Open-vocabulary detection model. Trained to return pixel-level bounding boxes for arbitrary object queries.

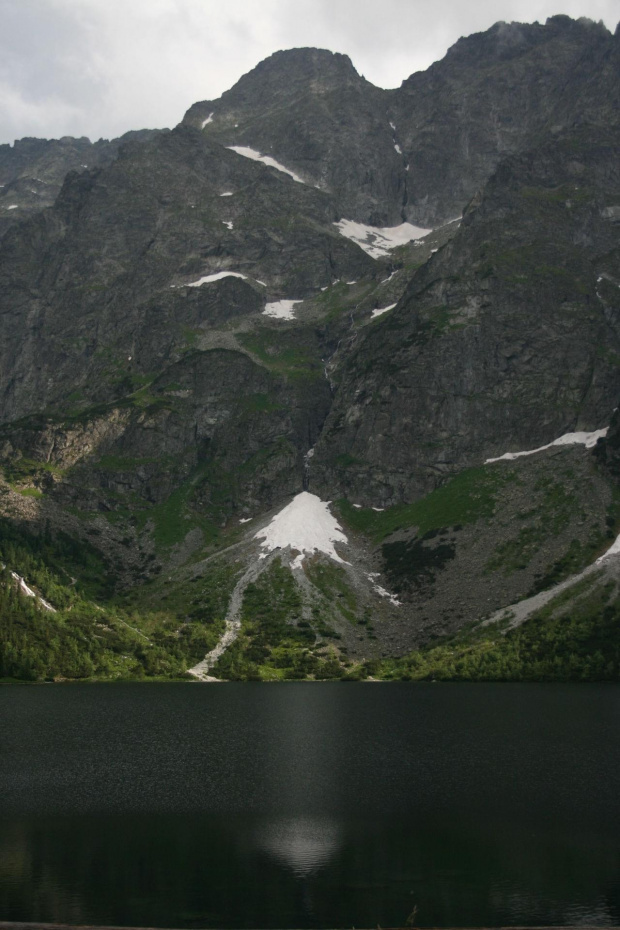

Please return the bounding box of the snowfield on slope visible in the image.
[254,492,348,568]
[334,220,431,259]
[171,271,268,288]
[263,299,302,320]
[1,562,56,612]
[227,146,304,183]
[485,428,608,463]
[597,534,620,562]
[371,303,397,319]
[176,271,248,287]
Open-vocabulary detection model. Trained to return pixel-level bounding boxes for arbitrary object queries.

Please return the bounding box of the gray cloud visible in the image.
[0,0,618,145]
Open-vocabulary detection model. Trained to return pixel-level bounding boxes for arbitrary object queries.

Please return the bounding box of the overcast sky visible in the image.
[0,0,618,145]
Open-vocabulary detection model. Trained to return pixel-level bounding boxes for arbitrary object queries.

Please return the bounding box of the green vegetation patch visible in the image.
[337,465,509,543]
[528,490,620,594]
[212,560,345,681]
[380,574,620,682]
[238,393,283,414]
[142,472,219,551]
[382,531,457,593]
[0,518,114,603]
[483,243,590,293]
[213,559,312,680]
[396,304,463,346]
[519,183,593,209]
[0,519,235,682]
[238,327,323,380]
[305,560,357,623]
[486,477,576,575]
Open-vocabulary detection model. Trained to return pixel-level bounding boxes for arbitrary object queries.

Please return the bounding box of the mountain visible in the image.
[185,16,619,226]
[0,129,163,239]
[1,15,620,683]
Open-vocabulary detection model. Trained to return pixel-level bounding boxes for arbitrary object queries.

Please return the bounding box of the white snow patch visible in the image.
[380,270,399,286]
[7,204,18,210]
[220,191,234,197]
[263,299,302,320]
[256,279,267,287]
[227,146,304,184]
[486,428,609,464]
[389,121,396,131]
[394,143,402,154]
[372,507,385,512]
[366,573,400,606]
[598,273,620,289]
[597,534,620,562]
[371,303,397,319]
[184,271,247,287]
[334,219,431,259]
[239,517,252,524]
[353,504,362,509]
[254,491,348,569]
[8,570,56,612]
[201,112,214,128]
[223,220,234,229]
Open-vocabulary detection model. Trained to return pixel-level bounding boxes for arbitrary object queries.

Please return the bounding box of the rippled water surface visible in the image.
[1,682,620,927]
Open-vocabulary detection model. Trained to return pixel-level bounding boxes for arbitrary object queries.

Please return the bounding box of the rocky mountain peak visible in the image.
[183,45,366,129]
[243,46,360,85]
[423,14,611,74]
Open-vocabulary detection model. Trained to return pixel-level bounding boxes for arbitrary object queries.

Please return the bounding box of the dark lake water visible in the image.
[1,682,620,928]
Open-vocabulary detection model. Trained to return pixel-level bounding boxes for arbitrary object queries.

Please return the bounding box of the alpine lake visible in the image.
[1,681,619,928]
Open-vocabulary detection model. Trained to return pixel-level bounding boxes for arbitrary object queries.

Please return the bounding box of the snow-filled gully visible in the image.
[479,422,620,630]
[254,491,348,569]
[485,428,608,463]
[189,493,349,679]
[1,562,56,612]
[334,219,431,259]
[227,146,305,184]
[188,557,271,681]
[263,299,302,320]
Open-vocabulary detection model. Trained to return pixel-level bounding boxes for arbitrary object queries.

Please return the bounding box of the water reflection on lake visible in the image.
[1,682,619,928]
[256,817,343,875]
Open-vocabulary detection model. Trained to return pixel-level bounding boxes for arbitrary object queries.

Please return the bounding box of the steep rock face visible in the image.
[0,130,163,238]
[185,18,619,227]
[184,48,405,225]
[393,16,618,224]
[0,124,372,424]
[1,347,331,517]
[0,123,372,517]
[313,127,620,505]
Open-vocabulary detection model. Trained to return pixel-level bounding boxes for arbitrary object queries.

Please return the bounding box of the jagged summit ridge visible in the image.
[181,16,620,226]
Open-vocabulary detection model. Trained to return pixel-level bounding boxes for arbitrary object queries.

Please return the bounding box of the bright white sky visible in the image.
[0,0,617,145]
